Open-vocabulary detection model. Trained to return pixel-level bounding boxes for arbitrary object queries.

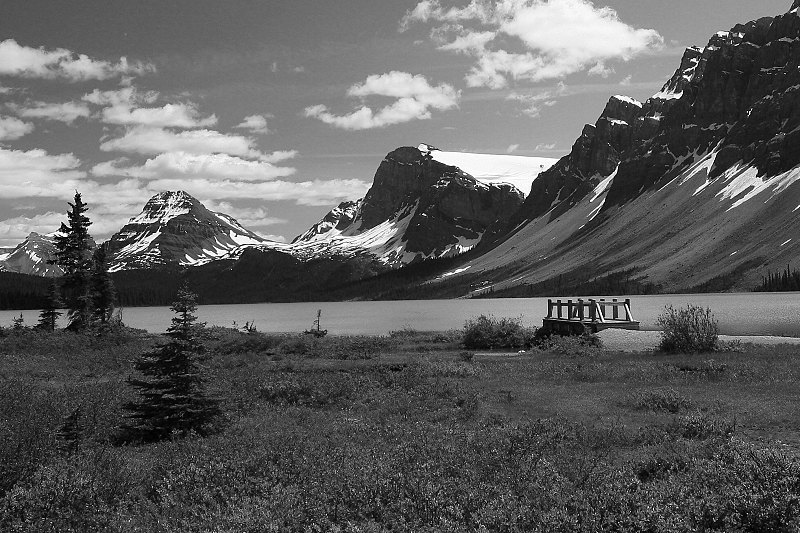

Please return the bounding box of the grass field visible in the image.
[1,326,800,531]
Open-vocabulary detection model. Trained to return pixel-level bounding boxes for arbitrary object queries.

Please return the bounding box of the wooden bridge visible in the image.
[541,298,640,335]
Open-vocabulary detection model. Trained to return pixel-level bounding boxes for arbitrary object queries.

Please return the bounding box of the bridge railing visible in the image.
[546,298,634,323]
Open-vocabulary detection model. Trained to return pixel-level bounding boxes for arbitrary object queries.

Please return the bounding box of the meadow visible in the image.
[1,324,799,532]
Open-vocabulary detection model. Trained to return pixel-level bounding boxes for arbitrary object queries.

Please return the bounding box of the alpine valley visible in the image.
[2,1,800,307]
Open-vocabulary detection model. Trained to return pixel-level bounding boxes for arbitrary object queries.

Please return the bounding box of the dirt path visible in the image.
[597,329,800,352]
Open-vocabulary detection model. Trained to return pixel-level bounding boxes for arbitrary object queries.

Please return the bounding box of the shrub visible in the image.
[536,332,604,356]
[656,304,719,353]
[462,314,536,349]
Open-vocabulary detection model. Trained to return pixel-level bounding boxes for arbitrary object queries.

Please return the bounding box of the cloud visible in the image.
[305,71,460,130]
[403,0,663,88]
[83,87,216,128]
[0,116,34,140]
[92,151,296,181]
[506,143,519,153]
[146,178,371,207]
[505,83,564,117]
[203,200,287,230]
[235,114,270,134]
[12,101,92,124]
[535,142,557,151]
[100,126,266,158]
[0,147,84,197]
[0,39,153,81]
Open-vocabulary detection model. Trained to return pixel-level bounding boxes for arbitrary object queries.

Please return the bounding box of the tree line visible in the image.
[758,264,800,292]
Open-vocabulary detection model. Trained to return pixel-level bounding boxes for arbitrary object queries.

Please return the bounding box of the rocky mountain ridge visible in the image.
[440,0,800,295]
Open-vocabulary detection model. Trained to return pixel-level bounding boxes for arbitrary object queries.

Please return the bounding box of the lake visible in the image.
[1,292,799,337]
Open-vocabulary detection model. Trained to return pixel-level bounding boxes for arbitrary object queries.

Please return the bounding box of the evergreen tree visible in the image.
[90,243,116,326]
[51,192,94,331]
[123,284,220,442]
[37,280,64,332]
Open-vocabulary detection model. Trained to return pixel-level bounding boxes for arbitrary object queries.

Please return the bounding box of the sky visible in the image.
[0,0,790,247]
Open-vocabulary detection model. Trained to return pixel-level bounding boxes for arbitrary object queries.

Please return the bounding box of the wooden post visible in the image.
[567,300,573,320]
[589,299,596,321]
[599,298,606,320]
[624,299,632,321]
[612,298,619,320]
[577,299,584,321]
[557,300,563,319]
[547,299,553,318]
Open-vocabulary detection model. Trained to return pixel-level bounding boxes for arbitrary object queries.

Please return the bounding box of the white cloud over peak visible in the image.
[100,127,262,158]
[92,151,296,181]
[145,177,371,207]
[402,0,663,88]
[235,114,270,134]
[0,116,34,140]
[305,71,460,130]
[12,101,92,124]
[83,87,216,128]
[0,39,153,81]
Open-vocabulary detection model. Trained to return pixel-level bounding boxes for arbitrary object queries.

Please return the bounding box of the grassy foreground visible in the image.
[1,327,800,532]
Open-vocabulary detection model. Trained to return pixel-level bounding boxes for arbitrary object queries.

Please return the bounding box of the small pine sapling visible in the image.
[123,284,221,442]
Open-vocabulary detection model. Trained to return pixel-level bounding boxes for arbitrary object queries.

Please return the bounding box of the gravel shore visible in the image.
[597,329,800,352]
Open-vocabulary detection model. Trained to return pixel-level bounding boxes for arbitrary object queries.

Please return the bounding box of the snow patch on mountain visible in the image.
[419,144,556,195]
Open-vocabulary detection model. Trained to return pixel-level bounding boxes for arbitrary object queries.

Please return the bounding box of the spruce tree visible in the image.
[37,279,64,332]
[123,284,220,442]
[90,243,116,326]
[51,192,94,331]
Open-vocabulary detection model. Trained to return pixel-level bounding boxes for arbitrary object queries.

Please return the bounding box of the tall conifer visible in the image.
[51,192,94,331]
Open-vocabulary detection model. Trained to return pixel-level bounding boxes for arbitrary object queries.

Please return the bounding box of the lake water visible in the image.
[2,293,799,337]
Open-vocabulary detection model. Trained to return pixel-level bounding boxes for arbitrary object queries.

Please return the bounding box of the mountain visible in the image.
[106,190,277,272]
[435,1,800,295]
[0,232,61,277]
[288,144,556,265]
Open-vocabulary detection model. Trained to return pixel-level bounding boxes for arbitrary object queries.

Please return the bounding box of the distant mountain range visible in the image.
[0,145,555,278]
[2,1,799,303]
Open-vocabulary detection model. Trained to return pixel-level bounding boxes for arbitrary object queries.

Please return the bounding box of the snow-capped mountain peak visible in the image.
[107,190,276,271]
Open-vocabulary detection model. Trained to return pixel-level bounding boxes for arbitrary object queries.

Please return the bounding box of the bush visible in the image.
[462,314,536,350]
[656,304,719,353]
[536,332,604,356]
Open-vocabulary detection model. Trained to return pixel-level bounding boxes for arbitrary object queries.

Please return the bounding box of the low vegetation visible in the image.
[656,304,720,353]
[2,307,800,530]
[462,314,536,349]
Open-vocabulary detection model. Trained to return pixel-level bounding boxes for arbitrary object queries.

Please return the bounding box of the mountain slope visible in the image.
[438,1,800,295]
[106,191,278,272]
[0,232,62,277]
[289,144,556,266]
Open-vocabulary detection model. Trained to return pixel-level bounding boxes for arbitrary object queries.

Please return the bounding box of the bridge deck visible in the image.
[542,298,640,335]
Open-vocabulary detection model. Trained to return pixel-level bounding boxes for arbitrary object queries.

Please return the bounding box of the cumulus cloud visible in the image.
[83,87,216,128]
[146,177,371,207]
[0,116,34,140]
[12,101,92,124]
[0,147,84,197]
[402,0,663,88]
[203,200,287,230]
[506,143,519,153]
[304,71,460,130]
[100,127,260,158]
[92,151,296,181]
[0,39,153,81]
[235,114,270,134]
